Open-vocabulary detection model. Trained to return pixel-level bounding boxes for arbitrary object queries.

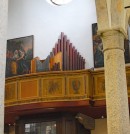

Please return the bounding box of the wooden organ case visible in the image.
[31,32,85,73]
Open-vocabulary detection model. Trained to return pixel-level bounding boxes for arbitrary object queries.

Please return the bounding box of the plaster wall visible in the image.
[8,0,97,68]
[91,119,107,134]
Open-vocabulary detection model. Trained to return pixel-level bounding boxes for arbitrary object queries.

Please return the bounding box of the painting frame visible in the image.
[6,35,34,77]
[92,23,104,68]
[92,23,130,68]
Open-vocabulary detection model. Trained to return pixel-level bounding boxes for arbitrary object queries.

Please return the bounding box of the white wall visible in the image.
[91,119,108,134]
[8,0,97,68]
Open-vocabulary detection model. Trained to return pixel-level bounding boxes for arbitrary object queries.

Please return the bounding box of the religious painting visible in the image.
[46,79,63,96]
[42,77,64,97]
[6,35,34,77]
[92,23,130,68]
[68,76,84,96]
[71,80,81,94]
[92,23,104,68]
[124,39,130,63]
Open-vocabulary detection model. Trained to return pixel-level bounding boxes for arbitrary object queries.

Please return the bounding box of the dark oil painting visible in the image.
[92,23,104,68]
[92,23,130,68]
[6,35,34,77]
[72,80,80,94]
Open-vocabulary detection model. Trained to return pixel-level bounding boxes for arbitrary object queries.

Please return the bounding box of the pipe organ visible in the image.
[31,32,85,73]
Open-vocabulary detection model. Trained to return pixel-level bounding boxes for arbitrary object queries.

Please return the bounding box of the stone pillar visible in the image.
[0,0,8,133]
[95,0,130,133]
[101,29,130,134]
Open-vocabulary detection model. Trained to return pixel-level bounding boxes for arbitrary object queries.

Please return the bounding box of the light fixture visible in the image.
[46,0,72,6]
[101,116,104,119]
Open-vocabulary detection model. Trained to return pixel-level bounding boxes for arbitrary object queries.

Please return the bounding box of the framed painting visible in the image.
[124,39,130,63]
[92,23,104,68]
[6,35,34,77]
[92,23,130,68]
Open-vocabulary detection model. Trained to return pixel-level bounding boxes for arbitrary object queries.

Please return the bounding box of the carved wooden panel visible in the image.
[67,75,85,96]
[93,74,105,99]
[41,77,65,98]
[85,73,91,98]
[5,82,17,102]
[19,79,39,100]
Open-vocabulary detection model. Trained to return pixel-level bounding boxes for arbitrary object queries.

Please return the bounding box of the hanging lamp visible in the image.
[46,0,72,6]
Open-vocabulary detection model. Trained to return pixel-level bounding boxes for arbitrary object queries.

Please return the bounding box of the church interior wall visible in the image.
[91,119,107,134]
[7,0,97,68]
[7,0,130,134]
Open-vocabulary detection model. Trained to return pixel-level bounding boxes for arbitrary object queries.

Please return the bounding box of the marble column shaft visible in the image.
[0,0,8,133]
[102,29,130,134]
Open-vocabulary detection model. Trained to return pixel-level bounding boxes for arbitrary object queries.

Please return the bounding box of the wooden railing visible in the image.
[5,65,130,107]
[5,70,91,106]
[91,65,130,100]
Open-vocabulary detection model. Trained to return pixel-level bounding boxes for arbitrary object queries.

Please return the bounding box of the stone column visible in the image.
[95,0,130,133]
[101,29,130,134]
[0,0,8,133]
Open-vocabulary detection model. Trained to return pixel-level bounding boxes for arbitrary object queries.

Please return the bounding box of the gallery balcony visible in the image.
[5,66,130,124]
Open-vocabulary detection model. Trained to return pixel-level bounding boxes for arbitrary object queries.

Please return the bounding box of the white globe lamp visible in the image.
[46,0,72,6]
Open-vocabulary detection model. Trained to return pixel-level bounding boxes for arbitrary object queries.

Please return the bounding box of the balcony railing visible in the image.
[5,66,130,107]
[5,70,91,106]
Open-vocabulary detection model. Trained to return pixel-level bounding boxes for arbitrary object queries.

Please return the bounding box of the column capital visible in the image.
[98,27,127,39]
[98,28,126,53]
